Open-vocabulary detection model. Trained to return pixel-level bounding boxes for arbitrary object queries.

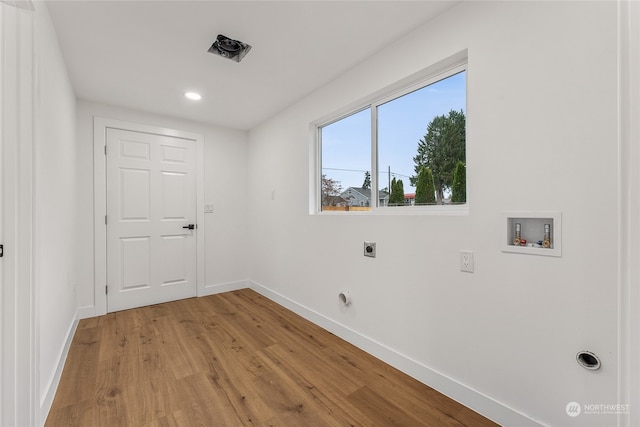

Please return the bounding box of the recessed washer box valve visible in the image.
[364,241,376,258]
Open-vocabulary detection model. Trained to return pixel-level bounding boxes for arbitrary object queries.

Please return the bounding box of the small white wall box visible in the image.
[501,212,562,257]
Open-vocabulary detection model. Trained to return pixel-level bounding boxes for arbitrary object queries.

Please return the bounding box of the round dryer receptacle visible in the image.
[576,351,601,371]
[338,291,351,306]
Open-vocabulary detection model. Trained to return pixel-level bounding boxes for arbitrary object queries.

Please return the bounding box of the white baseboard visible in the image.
[75,281,250,320]
[248,280,544,427]
[77,304,97,320]
[39,311,79,426]
[200,279,250,297]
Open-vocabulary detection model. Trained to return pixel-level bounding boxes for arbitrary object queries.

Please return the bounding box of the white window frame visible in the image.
[310,50,468,216]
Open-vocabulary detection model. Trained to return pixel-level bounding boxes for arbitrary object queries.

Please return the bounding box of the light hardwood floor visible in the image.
[45,289,499,426]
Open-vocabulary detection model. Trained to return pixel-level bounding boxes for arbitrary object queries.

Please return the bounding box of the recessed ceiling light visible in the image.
[184,92,202,101]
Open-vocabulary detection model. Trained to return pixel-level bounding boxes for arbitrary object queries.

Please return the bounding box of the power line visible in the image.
[322,167,369,173]
[323,167,413,184]
[383,171,413,179]
[323,167,412,179]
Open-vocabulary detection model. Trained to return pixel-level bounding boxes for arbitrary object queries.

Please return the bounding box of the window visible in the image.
[316,55,467,213]
[320,108,371,211]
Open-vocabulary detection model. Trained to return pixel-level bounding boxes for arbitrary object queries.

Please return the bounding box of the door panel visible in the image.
[120,168,150,220]
[160,235,187,284]
[161,144,187,163]
[120,237,150,290]
[161,172,188,219]
[107,128,197,312]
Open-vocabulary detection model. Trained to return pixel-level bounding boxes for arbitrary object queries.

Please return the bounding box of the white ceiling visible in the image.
[46,1,458,131]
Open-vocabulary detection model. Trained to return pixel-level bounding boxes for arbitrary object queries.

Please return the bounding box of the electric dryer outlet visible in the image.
[364,242,376,258]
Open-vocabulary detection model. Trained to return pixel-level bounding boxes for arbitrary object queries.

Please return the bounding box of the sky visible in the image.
[321,71,466,195]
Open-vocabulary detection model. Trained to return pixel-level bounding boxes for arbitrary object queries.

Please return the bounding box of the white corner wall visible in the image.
[247,2,622,426]
[74,100,251,316]
[32,1,78,422]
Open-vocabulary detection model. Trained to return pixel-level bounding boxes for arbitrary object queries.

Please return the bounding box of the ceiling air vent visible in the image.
[207,34,251,63]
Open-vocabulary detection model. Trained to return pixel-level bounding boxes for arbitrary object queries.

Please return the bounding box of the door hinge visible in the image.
[104,145,107,155]
[105,215,107,225]
[105,285,108,295]
[0,244,3,258]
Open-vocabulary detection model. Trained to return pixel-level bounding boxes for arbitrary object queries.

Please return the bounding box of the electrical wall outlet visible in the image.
[460,250,474,273]
[364,242,376,258]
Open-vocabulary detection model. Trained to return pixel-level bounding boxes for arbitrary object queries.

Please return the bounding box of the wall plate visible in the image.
[364,241,376,258]
[460,250,474,273]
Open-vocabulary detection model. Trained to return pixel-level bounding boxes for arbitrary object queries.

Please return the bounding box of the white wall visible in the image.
[33,1,79,421]
[75,101,250,314]
[247,2,621,426]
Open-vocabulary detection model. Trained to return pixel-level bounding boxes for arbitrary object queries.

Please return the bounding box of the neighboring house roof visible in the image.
[340,187,390,201]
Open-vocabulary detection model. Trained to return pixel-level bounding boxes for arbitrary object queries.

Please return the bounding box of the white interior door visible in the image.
[106,128,197,312]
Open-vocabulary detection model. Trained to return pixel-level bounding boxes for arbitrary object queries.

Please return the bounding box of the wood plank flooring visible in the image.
[45,289,499,427]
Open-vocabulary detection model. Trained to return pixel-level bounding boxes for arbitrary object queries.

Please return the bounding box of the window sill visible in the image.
[316,204,469,216]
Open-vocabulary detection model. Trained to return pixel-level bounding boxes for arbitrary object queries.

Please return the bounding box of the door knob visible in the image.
[182,224,196,230]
